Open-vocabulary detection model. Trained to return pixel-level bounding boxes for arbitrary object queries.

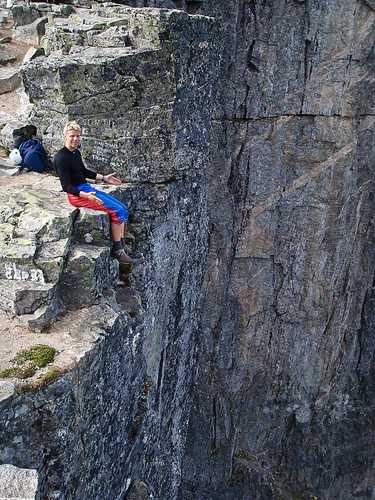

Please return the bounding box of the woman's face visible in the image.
[64,129,81,151]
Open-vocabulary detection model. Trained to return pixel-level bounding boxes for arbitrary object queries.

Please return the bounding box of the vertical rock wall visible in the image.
[1,0,374,499]
[176,0,375,499]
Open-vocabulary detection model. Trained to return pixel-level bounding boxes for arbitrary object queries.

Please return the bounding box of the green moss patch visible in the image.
[39,366,61,387]
[0,345,57,379]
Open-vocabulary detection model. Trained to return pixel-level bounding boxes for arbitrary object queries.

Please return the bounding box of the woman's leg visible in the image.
[67,189,131,264]
[111,221,123,243]
[70,185,129,223]
[110,222,131,263]
[93,189,129,222]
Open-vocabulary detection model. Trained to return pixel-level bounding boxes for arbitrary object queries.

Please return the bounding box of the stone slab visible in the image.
[0,464,38,500]
[0,67,20,94]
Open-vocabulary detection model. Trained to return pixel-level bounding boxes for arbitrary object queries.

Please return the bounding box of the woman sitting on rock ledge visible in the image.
[54,121,131,264]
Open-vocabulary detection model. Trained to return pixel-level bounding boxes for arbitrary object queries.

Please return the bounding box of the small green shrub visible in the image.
[0,345,56,379]
[16,383,32,394]
[13,345,56,366]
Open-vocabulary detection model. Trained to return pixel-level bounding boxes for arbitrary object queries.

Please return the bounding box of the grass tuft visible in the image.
[0,345,56,379]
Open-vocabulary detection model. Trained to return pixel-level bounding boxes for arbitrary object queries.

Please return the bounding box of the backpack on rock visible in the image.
[18,139,52,172]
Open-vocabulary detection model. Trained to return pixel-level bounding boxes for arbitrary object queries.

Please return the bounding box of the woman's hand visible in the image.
[105,172,122,185]
[80,191,103,205]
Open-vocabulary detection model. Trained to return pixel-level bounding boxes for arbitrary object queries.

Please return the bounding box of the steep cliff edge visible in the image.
[0,4,220,499]
[0,1,374,499]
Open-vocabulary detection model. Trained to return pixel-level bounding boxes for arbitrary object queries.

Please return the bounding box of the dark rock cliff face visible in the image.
[179,1,375,499]
[0,1,374,499]
[177,1,375,499]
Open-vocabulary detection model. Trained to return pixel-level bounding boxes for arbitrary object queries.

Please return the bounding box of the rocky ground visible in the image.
[0,169,105,389]
[0,18,34,167]
[0,166,139,390]
[0,307,100,387]
[0,23,138,392]
[0,27,32,117]
[0,23,62,389]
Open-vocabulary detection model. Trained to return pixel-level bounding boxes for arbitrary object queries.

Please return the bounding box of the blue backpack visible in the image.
[18,139,51,172]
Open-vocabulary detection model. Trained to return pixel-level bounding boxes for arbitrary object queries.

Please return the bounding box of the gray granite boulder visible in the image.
[0,464,38,499]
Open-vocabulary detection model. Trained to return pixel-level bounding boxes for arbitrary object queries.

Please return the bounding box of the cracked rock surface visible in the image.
[0,1,374,499]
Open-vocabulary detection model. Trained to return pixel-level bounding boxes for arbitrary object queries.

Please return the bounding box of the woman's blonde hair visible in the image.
[63,121,81,135]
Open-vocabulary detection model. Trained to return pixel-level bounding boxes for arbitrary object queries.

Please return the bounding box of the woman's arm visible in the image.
[79,190,104,205]
[95,172,122,185]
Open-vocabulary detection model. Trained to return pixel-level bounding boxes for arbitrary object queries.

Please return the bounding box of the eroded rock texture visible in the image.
[0,1,374,499]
